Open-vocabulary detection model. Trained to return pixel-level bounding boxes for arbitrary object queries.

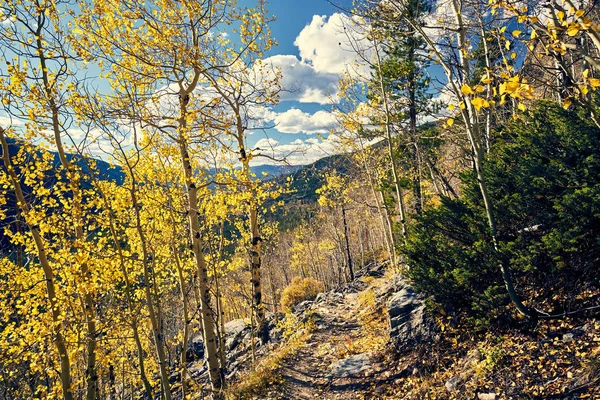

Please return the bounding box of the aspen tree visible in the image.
[0,127,73,399]
[0,1,102,396]
[366,0,534,316]
[199,2,281,344]
[75,1,275,395]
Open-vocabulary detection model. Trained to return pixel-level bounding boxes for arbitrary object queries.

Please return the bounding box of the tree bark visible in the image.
[1,128,73,400]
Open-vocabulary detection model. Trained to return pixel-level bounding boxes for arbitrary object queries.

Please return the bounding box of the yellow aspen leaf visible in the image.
[557,11,565,22]
[481,76,492,84]
[505,40,511,50]
[531,30,537,39]
[461,84,474,95]
[471,97,489,111]
[583,69,589,78]
[500,26,507,33]
[447,118,454,127]
[517,102,527,111]
[567,24,580,36]
[448,103,455,111]
[512,30,522,37]
[474,85,485,93]
[580,85,589,96]
[563,99,572,109]
[575,10,584,17]
[589,78,600,87]
[459,102,466,110]
[511,52,517,59]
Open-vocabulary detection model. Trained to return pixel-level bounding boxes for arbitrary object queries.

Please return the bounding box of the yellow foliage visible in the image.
[280,277,324,312]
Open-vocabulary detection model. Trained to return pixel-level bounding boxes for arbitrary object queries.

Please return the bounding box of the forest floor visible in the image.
[228,271,600,400]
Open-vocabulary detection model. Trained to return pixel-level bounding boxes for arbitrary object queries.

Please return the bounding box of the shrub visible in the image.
[280,277,324,312]
[404,100,600,325]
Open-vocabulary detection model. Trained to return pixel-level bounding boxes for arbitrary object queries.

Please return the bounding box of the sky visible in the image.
[236,0,361,166]
[0,0,364,167]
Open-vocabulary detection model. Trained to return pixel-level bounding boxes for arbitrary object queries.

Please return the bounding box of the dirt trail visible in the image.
[268,291,392,400]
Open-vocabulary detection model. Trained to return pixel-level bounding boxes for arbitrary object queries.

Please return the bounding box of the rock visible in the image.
[387,285,438,350]
[293,300,314,315]
[315,292,326,304]
[186,334,205,362]
[221,319,250,352]
[563,327,586,343]
[329,352,372,378]
[562,332,575,342]
[376,274,407,301]
[478,394,497,400]
[462,349,482,367]
[445,376,459,392]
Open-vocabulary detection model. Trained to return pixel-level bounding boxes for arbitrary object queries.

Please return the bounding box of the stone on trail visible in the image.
[387,285,438,350]
[328,352,372,378]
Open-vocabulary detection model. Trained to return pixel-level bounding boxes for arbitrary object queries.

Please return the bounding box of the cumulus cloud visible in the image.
[262,55,338,104]
[251,133,343,166]
[294,13,371,75]
[0,115,24,127]
[273,108,337,134]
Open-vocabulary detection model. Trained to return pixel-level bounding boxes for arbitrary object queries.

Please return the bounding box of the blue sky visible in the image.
[235,0,361,166]
[0,0,361,166]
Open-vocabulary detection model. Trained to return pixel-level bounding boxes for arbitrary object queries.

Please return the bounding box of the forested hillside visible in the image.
[0,0,599,399]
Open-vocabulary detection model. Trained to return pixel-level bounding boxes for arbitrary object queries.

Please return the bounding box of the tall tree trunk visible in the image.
[450,0,531,317]
[1,128,73,400]
[374,39,408,244]
[130,186,173,400]
[177,137,223,398]
[36,31,98,399]
[341,206,354,281]
[97,185,153,399]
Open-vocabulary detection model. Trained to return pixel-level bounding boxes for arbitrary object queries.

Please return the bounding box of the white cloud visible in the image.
[254,137,279,149]
[262,55,338,104]
[0,115,24,127]
[294,13,371,75]
[273,108,337,134]
[251,133,343,166]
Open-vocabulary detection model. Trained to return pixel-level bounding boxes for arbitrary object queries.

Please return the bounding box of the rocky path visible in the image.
[268,291,391,400]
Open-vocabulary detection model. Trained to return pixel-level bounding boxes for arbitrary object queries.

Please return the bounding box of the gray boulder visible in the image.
[186,334,205,362]
[388,285,438,350]
[328,352,372,378]
[293,300,314,315]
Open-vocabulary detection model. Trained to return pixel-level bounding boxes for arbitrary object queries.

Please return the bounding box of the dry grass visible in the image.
[279,277,324,312]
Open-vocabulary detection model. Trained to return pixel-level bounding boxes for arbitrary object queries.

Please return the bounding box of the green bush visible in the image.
[404,101,600,324]
[280,277,324,312]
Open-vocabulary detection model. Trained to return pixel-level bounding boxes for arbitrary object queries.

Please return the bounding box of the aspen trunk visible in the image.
[170,239,190,399]
[36,33,99,399]
[341,206,354,281]
[374,39,408,244]
[178,138,223,398]
[1,129,73,400]
[97,181,153,398]
[450,0,531,317]
[130,186,173,400]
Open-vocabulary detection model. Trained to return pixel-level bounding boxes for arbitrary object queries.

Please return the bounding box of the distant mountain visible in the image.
[0,138,124,255]
[268,153,355,231]
[250,164,302,179]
